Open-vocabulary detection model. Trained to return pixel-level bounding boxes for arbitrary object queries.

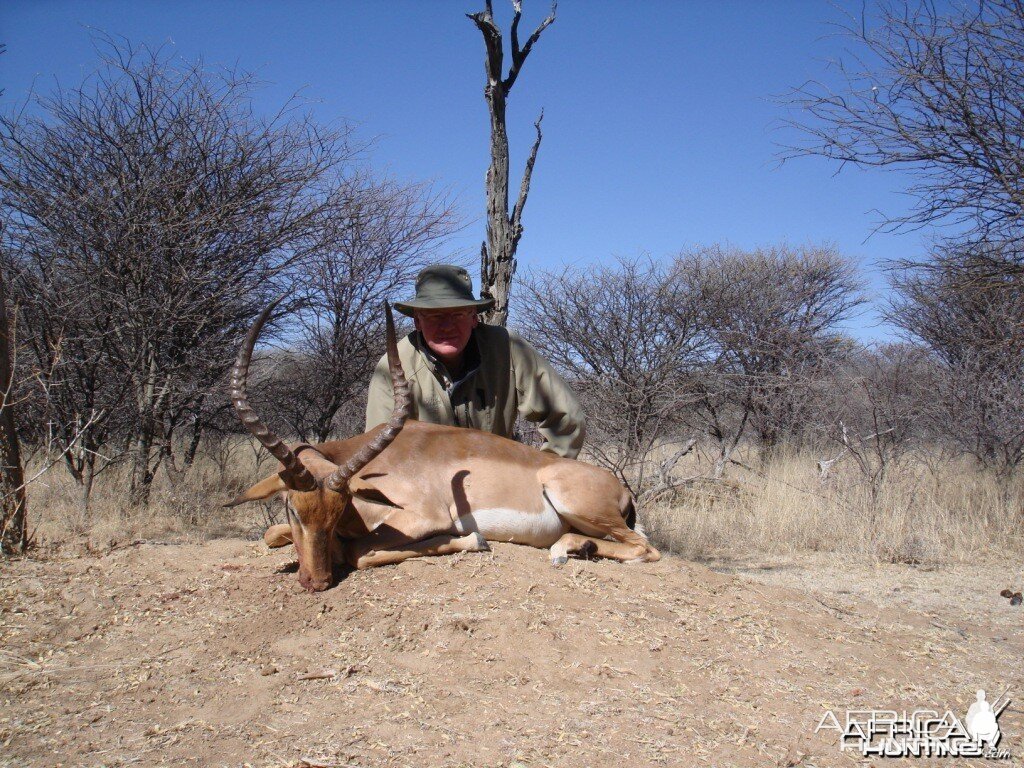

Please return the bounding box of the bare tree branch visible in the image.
[0,37,373,508]
[505,1,557,93]
[468,0,556,326]
[510,110,543,250]
[784,0,1024,246]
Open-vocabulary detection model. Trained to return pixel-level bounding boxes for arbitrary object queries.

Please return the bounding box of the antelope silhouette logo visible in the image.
[965,689,1010,747]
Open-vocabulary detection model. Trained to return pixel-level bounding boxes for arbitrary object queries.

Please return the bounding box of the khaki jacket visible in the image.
[365,324,585,459]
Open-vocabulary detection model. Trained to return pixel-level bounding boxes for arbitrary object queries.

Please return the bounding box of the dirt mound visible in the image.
[1,541,1021,767]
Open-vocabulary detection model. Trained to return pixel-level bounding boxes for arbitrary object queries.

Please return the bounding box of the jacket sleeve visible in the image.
[364,351,395,431]
[510,334,586,459]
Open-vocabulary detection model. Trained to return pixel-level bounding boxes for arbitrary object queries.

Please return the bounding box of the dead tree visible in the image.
[468,0,556,326]
[0,260,26,554]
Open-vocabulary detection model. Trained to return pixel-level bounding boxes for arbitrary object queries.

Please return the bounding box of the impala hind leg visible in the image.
[550,531,656,565]
[549,533,597,565]
[347,533,490,570]
[539,465,661,565]
[559,512,661,564]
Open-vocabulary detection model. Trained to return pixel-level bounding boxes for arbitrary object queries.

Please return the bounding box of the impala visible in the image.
[226,300,660,592]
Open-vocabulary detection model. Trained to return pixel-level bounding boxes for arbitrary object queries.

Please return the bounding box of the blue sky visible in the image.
[1,1,930,341]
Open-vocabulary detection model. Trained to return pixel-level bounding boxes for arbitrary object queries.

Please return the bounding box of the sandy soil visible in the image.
[1,540,1022,767]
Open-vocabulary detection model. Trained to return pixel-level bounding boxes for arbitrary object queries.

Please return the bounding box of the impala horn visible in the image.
[324,301,412,493]
[230,297,318,492]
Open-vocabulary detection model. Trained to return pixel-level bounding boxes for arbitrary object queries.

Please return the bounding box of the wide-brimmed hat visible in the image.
[393,264,495,317]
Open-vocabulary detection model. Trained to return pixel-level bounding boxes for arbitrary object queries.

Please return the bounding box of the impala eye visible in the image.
[286,502,301,525]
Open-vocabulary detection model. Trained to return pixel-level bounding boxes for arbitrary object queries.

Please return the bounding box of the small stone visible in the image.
[260,665,278,676]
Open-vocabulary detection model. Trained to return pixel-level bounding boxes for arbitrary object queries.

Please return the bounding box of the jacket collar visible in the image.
[412,328,483,390]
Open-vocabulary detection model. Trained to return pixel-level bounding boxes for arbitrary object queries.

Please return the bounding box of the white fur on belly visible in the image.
[454,504,568,547]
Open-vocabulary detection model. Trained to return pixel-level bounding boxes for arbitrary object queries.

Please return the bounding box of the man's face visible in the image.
[413,307,479,364]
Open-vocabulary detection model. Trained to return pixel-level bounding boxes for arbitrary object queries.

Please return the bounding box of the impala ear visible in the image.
[224,474,288,507]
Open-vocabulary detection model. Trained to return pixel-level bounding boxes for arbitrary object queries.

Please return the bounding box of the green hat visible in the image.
[393,264,495,317]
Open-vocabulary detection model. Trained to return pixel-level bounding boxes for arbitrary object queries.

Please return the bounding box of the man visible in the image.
[365,264,585,459]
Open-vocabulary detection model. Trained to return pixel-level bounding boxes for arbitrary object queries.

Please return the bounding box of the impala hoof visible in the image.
[551,555,568,566]
[472,532,490,552]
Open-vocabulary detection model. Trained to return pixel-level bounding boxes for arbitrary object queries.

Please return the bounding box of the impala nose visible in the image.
[299,572,332,592]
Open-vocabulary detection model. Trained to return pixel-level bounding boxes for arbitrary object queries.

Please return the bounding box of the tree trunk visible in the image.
[130,344,158,506]
[80,459,96,521]
[0,263,27,554]
[182,418,203,471]
[131,428,154,505]
[468,1,555,327]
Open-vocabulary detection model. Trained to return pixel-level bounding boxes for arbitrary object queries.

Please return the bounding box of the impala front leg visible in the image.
[350,533,490,569]
[344,507,460,569]
[264,523,293,548]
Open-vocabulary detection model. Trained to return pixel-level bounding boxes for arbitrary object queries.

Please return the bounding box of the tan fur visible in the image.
[348,532,490,570]
[237,421,659,589]
[264,524,292,548]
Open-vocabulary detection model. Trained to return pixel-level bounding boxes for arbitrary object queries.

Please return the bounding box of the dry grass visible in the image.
[644,448,1024,564]
[22,440,1024,564]
[25,444,279,553]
